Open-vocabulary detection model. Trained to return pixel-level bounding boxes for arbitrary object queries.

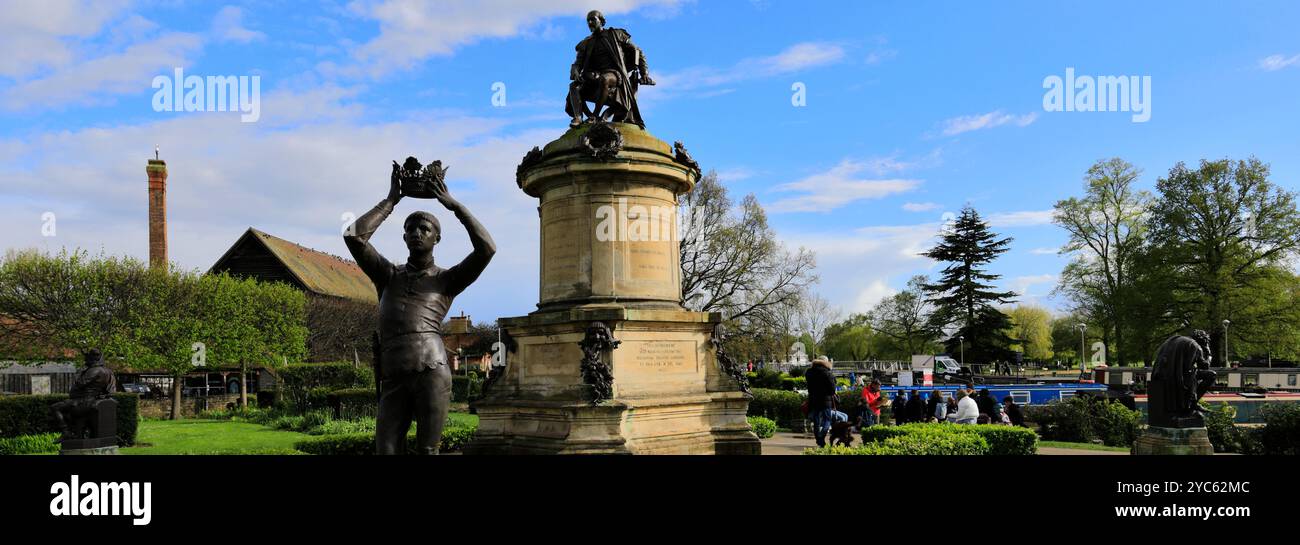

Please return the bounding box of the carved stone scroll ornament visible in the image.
[578,321,620,403]
[711,325,750,395]
[582,121,624,160]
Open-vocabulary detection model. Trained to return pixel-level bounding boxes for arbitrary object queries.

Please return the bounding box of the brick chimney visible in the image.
[146,157,168,269]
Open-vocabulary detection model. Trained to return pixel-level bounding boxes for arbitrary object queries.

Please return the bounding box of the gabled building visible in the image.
[209,228,376,303]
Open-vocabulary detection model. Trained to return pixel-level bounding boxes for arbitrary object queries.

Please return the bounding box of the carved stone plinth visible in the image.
[1131,426,1214,455]
[468,124,757,454]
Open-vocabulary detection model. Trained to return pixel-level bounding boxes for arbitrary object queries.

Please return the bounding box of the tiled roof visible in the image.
[221,228,377,303]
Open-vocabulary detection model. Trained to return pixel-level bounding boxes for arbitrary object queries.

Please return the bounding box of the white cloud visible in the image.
[854,280,897,311]
[770,160,919,213]
[988,209,1054,227]
[715,168,756,183]
[648,41,845,96]
[1029,247,1059,255]
[0,90,562,321]
[2,32,203,110]
[212,6,266,43]
[0,0,133,78]
[864,48,897,65]
[1258,53,1300,72]
[338,0,684,77]
[903,202,941,212]
[1009,274,1057,297]
[939,110,1038,137]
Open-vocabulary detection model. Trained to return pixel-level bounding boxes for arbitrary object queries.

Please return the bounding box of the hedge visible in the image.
[279,363,374,413]
[328,388,377,420]
[1258,403,1300,455]
[806,431,989,455]
[0,432,59,455]
[859,423,1037,455]
[452,375,482,403]
[1026,396,1139,447]
[747,388,804,429]
[747,416,776,439]
[0,393,139,447]
[294,424,476,454]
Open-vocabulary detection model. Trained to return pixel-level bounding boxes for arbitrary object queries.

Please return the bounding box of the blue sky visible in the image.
[2,0,1299,323]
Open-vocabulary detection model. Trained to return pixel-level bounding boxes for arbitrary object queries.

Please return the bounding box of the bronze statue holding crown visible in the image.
[566,10,655,128]
[344,157,496,454]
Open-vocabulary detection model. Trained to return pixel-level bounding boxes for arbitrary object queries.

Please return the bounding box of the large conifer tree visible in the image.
[921,206,1018,364]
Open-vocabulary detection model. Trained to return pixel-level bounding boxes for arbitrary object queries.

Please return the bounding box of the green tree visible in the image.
[1006,305,1054,361]
[921,206,1018,364]
[1146,157,1300,365]
[870,275,937,357]
[1053,158,1150,366]
[822,314,872,361]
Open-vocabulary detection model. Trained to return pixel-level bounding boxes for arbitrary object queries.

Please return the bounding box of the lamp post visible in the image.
[1222,319,1231,368]
[958,335,964,365]
[1077,323,1088,376]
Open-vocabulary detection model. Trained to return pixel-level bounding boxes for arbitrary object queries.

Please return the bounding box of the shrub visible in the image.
[1258,403,1300,455]
[1201,402,1246,453]
[1028,396,1139,447]
[787,366,807,378]
[294,424,476,454]
[779,376,807,391]
[747,369,784,390]
[279,363,374,413]
[328,388,377,420]
[307,418,376,436]
[0,393,139,447]
[452,375,482,402]
[860,423,1037,455]
[747,416,776,439]
[805,430,989,455]
[747,388,804,429]
[0,433,60,455]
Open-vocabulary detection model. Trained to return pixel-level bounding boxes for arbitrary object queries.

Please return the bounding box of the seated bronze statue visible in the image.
[1148,330,1217,428]
[50,349,118,447]
[565,10,655,128]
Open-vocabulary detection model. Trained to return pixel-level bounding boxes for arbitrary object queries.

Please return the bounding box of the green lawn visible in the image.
[1038,440,1130,452]
[124,420,308,455]
[122,413,479,455]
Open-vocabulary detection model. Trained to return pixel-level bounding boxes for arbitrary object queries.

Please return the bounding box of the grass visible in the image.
[1038,440,1130,452]
[120,412,479,455]
[123,419,308,455]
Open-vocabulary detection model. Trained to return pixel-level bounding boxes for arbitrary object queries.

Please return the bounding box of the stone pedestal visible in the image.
[1131,426,1214,455]
[466,123,759,455]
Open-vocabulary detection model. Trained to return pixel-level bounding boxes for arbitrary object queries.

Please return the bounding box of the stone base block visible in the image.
[1131,426,1214,455]
[465,307,760,455]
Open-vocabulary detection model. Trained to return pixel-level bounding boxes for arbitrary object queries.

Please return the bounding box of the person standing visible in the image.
[891,391,907,426]
[805,356,839,447]
[905,389,925,423]
[976,389,996,421]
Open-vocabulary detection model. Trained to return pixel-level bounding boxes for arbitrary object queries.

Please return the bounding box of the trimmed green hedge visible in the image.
[747,388,804,429]
[0,393,139,447]
[1259,403,1300,455]
[747,416,776,439]
[452,375,482,402]
[280,363,374,413]
[328,388,376,420]
[294,424,476,454]
[806,430,989,455]
[859,423,1037,455]
[1026,396,1138,447]
[0,432,59,455]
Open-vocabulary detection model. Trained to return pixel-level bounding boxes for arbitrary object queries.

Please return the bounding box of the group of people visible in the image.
[882,384,1025,428]
[803,356,1027,448]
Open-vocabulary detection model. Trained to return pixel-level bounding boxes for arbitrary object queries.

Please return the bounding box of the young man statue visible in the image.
[344,162,496,454]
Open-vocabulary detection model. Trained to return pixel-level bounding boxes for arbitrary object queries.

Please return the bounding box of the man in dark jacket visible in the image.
[905,389,925,423]
[976,389,997,421]
[891,391,907,426]
[805,357,839,447]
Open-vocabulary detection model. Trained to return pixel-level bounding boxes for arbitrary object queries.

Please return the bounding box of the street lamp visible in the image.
[958,335,964,365]
[1077,323,1088,375]
[1222,319,1231,368]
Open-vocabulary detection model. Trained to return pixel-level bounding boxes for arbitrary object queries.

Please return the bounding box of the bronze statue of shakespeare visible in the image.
[566,10,655,128]
[1148,330,1217,428]
[345,159,496,454]
[50,349,117,444]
